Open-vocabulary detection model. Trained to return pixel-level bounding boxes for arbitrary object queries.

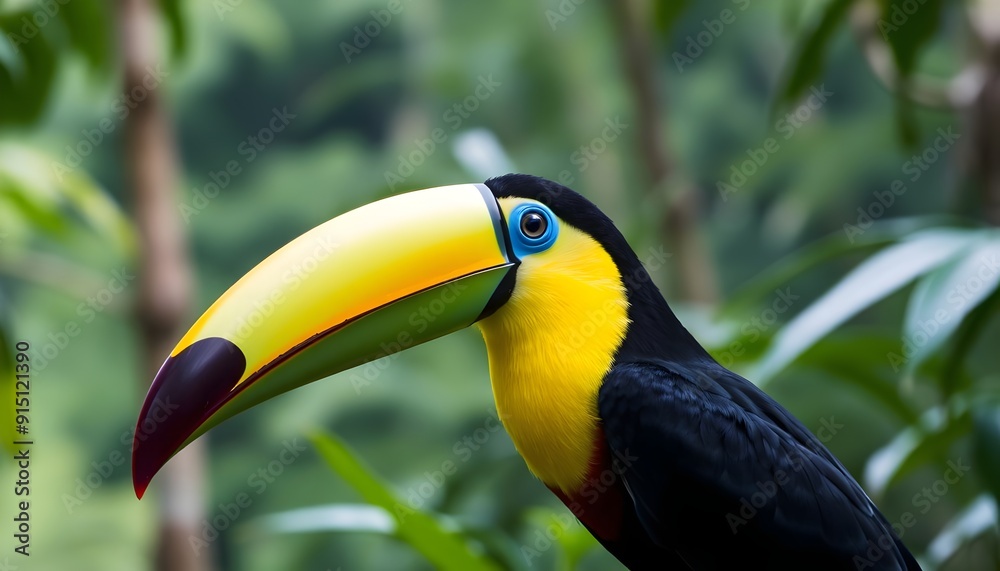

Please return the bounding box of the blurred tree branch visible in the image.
[607,0,719,304]
[969,0,1000,226]
[119,0,213,569]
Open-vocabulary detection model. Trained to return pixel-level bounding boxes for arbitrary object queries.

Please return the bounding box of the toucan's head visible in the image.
[132,174,699,497]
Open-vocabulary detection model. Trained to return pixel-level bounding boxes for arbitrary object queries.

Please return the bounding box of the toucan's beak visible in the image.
[132,184,515,498]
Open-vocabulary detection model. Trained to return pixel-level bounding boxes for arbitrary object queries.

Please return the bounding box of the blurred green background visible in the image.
[2,0,999,569]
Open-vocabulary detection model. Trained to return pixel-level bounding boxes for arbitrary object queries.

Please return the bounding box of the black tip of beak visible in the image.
[132,337,246,498]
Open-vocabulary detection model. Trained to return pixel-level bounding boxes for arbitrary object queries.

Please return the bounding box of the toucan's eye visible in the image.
[520,211,547,239]
[507,202,558,257]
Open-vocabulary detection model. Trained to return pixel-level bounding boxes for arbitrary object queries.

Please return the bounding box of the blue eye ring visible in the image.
[508,203,558,258]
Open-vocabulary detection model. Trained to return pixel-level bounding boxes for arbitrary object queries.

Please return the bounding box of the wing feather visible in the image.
[598,360,918,570]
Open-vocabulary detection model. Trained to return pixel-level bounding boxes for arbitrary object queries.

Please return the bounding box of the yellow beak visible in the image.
[132,183,516,497]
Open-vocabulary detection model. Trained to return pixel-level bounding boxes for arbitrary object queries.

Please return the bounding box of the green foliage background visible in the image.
[1,0,998,569]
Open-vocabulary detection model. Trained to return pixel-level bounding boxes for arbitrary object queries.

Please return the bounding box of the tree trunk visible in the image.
[119,0,213,569]
[972,46,1000,227]
[608,0,719,304]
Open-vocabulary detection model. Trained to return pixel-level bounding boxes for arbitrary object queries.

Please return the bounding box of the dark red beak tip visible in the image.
[131,337,246,497]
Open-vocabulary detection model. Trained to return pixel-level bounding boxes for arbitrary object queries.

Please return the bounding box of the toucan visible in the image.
[132,174,920,570]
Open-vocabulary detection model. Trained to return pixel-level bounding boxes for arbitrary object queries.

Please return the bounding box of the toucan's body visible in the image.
[133,174,920,570]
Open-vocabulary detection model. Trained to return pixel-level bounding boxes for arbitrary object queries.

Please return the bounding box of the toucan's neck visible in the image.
[616,271,713,365]
[476,225,630,494]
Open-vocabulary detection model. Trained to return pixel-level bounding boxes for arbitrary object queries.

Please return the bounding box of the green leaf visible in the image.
[0,320,17,456]
[718,216,949,319]
[653,0,690,33]
[938,285,1000,398]
[158,0,187,58]
[0,177,71,238]
[925,494,997,567]
[781,0,808,34]
[58,0,113,73]
[0,59,15,121]
[256,503,396,535]
[879,0,944,77]
[972,405,1000,505]
[524,508,598,571]
[893,92,920,149]
[60,168,138,258]
[752,228,978,383]
[553,519,599,571]
[774,0,855,109]
[865,404,971,495]
[0,144,136,257]
[903,232,1000,376]
[0,12,57,125]
[257,499,536,571]
[797,334,920,424]
[879,0,945,146]
[309,430,500,571]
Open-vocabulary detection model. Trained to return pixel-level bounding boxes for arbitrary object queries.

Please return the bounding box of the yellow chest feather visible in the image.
[476,221,629,493]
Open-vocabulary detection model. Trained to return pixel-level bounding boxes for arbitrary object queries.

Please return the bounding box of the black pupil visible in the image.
[521,212,546,238]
